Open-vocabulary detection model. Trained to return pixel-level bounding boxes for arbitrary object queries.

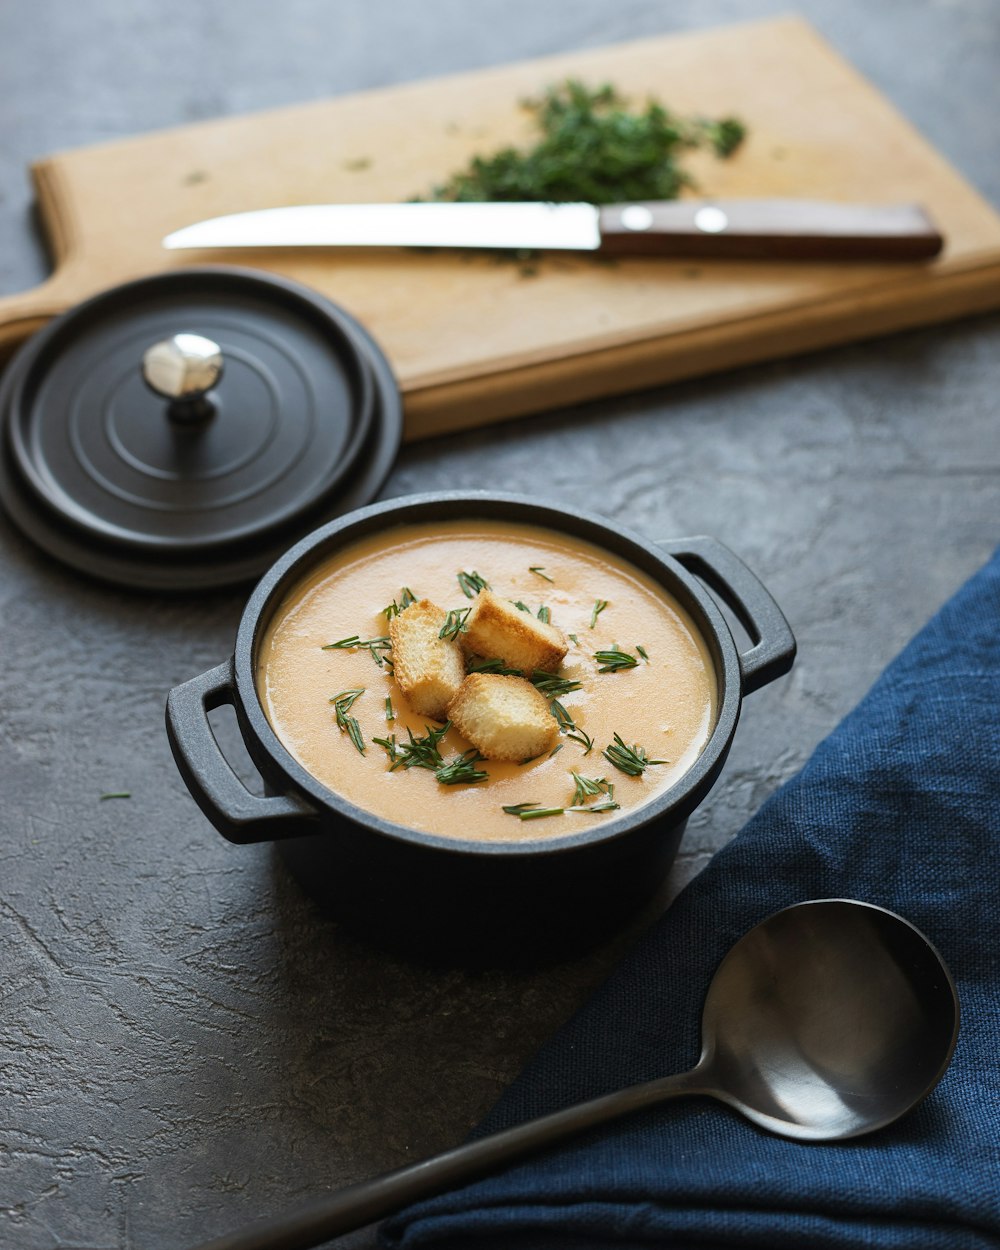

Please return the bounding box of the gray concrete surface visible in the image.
[0,2,998,1248]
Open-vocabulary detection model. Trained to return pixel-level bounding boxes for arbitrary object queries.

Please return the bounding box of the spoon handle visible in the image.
[188,1069,706,1250]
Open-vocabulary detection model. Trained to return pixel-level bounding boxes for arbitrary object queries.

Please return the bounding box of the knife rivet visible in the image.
[694,206,729,234]
[620,205,654,232]
[142,333,223,422]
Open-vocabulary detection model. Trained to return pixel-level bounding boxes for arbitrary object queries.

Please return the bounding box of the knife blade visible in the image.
[162,200,943,262]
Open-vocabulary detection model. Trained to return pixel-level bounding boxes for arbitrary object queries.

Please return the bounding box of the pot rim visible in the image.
[232,490,743,859]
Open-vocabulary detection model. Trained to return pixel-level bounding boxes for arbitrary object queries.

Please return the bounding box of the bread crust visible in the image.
[459,589,568,675]
[389,599,466,719]
[447,673,558,762]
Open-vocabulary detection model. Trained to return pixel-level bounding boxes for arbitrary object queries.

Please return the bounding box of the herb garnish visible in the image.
[570,772,615,805]
[529,567,554,582]
[322,635,393,668]
[435,749,488,786]
[549,698,576,730]
[373,722,450,771]
[536,605,551,624]
[531,670,583,698]
[511,600,531,613]
[382,587,417,620]
[636,645,649,662]
[565,726,594,754]
[419,80,745,208]
[329,688,366,755]
[590,600,608,629]
[439,607,472,641]
[385,696,395,722]
[603,733,667,776]
[467,656,523,676]
[568,633,579,645]
[594,644,639,672]
[458,570,491,598]
[100,792,131,800]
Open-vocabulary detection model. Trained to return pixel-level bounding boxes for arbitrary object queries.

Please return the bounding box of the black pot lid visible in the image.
[0,267,402,590]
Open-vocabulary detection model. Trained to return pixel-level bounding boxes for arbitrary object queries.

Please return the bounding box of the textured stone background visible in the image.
[0,2,998,1248]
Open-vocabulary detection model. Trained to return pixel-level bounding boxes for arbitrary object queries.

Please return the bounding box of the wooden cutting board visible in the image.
[4,15,1000,441]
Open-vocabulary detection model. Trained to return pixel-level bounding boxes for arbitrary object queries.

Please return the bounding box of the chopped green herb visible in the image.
[329,688,367,755]
[536,605,551,624]
[518,806,567,821]
[529,567,554,582]
[590,600,608,629]
[385,695,395,722]
[457,570,491,598]
[417,80,746,210]
[549,742,564,758]
[568,633,579,646]
[570,772,614,804]
[594,645,639,672]
[100,791,131,800]
[636,644,649,662]
[531,669,583,698]
[549,698,576,730]
[566,799,620,813]
[375,722,450,771]
[603,732,667,776]
[565,726,594,754]
[467,656,523,676]
[382,587,417,620]
[503,802,543,815]
[435,748,489,786]
[439,607,472,641]
[322,635,393,668]
[511,600,531,613]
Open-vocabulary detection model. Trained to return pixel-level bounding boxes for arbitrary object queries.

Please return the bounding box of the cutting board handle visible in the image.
[0,276,79,367]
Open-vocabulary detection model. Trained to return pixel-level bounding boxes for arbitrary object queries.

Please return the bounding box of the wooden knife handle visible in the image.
[597,200,944,262]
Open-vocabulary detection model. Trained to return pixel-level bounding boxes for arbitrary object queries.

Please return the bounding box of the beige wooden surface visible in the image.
[3,14,1000,440]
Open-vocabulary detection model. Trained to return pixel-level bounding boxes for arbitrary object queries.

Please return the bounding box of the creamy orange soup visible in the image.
[255,520,717,842]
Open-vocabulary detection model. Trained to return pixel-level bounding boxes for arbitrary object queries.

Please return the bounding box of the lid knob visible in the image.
[142,333,223,421]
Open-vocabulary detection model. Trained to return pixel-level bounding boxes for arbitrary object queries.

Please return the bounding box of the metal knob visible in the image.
[142,333,223,421]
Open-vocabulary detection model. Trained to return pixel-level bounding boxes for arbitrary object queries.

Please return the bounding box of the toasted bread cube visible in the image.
[389,599,466,719]
[459,589,568,675]
[448,674,558,762]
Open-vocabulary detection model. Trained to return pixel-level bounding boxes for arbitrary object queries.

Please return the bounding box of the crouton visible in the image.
[389,599,466,719]
[447,674,558,762]
[459,589,568,675]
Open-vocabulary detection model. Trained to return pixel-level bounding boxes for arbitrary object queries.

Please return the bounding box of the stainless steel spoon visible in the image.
[190,899,959,1250]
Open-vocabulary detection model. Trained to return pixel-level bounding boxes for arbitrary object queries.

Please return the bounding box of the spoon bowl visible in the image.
[697,899,960,1139]
[191,900,959,1250]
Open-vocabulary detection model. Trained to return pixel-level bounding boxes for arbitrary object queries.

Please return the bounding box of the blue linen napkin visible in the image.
[383,546,1000,1250]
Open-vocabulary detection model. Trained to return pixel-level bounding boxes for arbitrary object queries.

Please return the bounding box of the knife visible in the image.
[162,200,943,262]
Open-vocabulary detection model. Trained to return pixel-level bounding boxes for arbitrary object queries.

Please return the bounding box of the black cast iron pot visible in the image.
[166,492,795,960]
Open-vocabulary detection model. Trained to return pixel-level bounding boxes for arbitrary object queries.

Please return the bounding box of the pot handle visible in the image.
[165,661,319,845]
[658,536,796,695]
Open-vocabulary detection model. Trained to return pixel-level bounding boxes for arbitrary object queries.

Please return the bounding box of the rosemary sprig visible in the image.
[457,570,491,598]
[329,688,366,754]
[374,722,451,771]
[570,772,614,805]
[566,799,620,813]
[564,726,594,754]
[502,802,542,815]
[385,695,395,722]
[511,600,531,613]
[590,600,608,629]
[594,644,639,673]
[568,633,579,646]
[382,587,417,620]
[549,743,564,758]
[636,645,649,662]
[603,733,667,776]
[467,656,523,676]
[531,669,583,698]
[549,698,576,730]
[513,806,567,821]
[529,567,554,582]
[100,791,131,800]
[439,607,472,641]
[322,635,393,668]
[503,798,619,820]
[435,749,488,786]
[536,605,551,624]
